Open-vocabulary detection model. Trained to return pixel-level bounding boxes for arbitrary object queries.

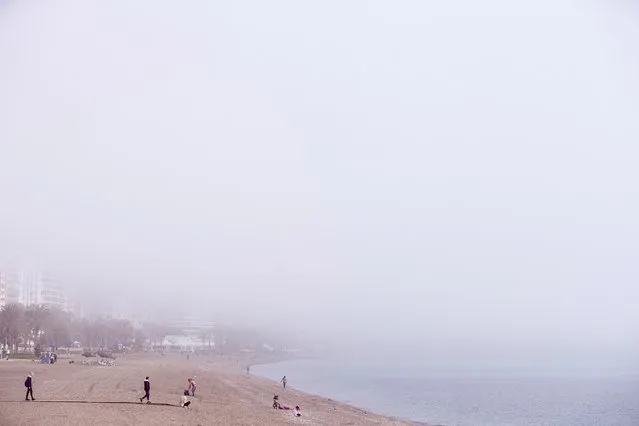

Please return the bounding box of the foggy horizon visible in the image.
[1,0,638,374]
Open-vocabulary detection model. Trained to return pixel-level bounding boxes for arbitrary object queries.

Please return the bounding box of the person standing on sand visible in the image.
[280,376,288,389]
[24,372,35,401]
[246,365,250,374]
[188,378,196,396]
[139,376,151,403]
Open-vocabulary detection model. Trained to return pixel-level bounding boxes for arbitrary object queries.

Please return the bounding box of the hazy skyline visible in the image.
[1,1,638,372]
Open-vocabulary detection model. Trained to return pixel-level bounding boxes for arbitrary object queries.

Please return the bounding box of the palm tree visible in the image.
[25,304,50,350]
[80,318,102,349]
[0,303,26,352]
[41,309,72,350]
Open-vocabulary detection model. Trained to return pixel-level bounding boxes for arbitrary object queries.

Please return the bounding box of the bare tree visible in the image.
[143,322,171,350]
[0,306,170,356]
[200,328,214,351]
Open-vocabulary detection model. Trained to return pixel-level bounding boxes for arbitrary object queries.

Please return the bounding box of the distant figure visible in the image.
[280,376,288,389]
[188,378,196,396]
[186,353,190,361]
[24,372,35,401]
[272,394,290,410]
[139,376,151,403]
[294,405,302,417]
[246,365,250,374]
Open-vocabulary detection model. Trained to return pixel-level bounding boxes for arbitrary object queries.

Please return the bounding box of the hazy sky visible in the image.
[1,1,638,369]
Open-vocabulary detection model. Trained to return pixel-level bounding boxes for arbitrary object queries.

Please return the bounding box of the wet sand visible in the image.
[0,353,423,425]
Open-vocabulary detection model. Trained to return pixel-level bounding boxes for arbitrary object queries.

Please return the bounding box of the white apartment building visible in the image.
[39,276,68,311]
[0,271,6,309]
[2,269,69,311]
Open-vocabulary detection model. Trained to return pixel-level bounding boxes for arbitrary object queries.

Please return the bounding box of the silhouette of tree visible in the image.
[41,309,73,350]
[200,328,214,350]
[25,304,50,348]
[0,303,26,352]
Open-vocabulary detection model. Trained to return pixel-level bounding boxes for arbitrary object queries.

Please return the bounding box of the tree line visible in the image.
[0,303,171,354]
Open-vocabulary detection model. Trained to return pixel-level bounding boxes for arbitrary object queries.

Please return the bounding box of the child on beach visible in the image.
[294,406,302,417]
[180,391,191,408]
[139,376,151,403]
[188,378,196,396]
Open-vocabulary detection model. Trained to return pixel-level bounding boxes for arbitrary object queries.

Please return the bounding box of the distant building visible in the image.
[39,275,68,311]
[2,269,69,311]
[69,299,85,319]
[161,335,206,352]
[4,269,39,306]
[169,316,216,337]
[0,271,6,309]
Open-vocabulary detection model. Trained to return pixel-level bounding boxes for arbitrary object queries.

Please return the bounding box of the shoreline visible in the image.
[242,354,433,426]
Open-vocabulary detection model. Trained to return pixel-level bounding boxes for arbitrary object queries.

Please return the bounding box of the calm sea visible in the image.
[253,358,639,426]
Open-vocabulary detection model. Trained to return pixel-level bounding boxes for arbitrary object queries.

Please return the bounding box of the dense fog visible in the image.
[1,0,638,375]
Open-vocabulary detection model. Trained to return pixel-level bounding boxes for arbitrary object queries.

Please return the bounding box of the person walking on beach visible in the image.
[246,365,250,374]
[139,376,151,403]
[188,378,196,396]
[280,375,288,389]
[24,372,35,401]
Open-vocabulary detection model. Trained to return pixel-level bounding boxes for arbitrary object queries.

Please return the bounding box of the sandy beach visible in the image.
[0,353,422,426]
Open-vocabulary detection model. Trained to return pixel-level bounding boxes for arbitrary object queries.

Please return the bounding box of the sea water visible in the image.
[253,358,639,426]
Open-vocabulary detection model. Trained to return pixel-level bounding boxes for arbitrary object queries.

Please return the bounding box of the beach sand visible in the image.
[0,353,422,426]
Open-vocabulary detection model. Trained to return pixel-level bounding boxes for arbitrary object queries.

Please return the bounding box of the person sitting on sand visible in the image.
[294,406,301,417]
[272,394,280,409]
[272,394,291,410]
[180,391,191,408]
